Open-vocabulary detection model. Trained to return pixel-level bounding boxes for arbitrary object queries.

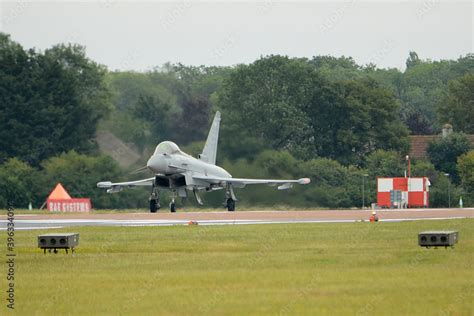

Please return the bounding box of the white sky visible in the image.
[0,1,472,71]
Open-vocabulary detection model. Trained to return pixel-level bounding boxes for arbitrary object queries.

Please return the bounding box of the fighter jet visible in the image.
[97,111,310,212]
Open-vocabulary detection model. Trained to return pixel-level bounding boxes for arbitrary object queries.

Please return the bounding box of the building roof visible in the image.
[409,135,474,160]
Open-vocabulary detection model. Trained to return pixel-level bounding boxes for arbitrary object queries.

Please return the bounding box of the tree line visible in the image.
[0,32,472,209]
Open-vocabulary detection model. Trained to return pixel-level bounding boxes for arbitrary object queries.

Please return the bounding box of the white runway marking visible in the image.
[0,216,469,230]
[1,226,65,231]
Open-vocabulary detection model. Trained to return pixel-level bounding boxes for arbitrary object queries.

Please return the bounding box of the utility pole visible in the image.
[362,174,368,209]
[444,173,451,208]
[405,155,411,178]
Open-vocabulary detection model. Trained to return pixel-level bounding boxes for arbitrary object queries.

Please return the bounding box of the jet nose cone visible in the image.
[146,156,154,169]
[147,154,167,174]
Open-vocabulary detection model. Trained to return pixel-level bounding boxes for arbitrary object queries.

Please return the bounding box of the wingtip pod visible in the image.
[278,183,293,190]
[298,178,311,185]
[97,182,124,193]
[107,186,123,193]
[97,181,112,189]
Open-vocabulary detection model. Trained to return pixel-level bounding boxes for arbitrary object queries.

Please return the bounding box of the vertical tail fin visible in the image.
[199,111,221,165]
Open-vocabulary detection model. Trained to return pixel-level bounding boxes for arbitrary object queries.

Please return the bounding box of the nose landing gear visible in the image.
[150,199,160,213]
[169,191,177,213]
[149,186,178,213]
[226,198,235,212]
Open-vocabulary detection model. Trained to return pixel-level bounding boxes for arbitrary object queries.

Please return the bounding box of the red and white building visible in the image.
[377,177,430,208]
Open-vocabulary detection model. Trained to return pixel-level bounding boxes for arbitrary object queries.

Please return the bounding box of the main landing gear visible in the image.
[226,198,235,212]
[168,189,178,213]
[225,184,236,212]
[150,199,160,213]
[149,185,178,213]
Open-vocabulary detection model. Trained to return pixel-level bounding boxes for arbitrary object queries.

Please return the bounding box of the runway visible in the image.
[0,208,472,230]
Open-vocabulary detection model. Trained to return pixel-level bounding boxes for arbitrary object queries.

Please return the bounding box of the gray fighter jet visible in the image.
[97,111,310,212]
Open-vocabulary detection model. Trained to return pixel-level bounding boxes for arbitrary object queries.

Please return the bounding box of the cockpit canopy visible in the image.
[154,141,181,155]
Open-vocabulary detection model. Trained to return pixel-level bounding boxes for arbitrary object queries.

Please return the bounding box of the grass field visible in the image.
[2,219,473,315]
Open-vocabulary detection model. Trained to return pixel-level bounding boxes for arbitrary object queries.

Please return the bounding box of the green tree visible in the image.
[0,158,39,208]
[427,132,471,181]
[366,150,405,178]
[99,110,150,151]
[105,64,230,153]
[104,71,179,150]
[411,160,438,181]
[108,71,178,111]
[300,157,362,208]
[173,95,212,144]
[0,33,112,165]
[312,78,409,165]
[437,74,474,133]
[216,151,364,208]
[309,55,363,82]
[366,68,404,99]
[157,63,233,99]
[410,160,451,206]
[218,56,317,160]
[134,94,172,141]
[457,150,474,205]
[40,151,146,209]
[218,55,408,164]
[255,150,299,179]
[402,107,434,135]
[405,51,421,69]
[399,54,473,132]
[429,173,460,208]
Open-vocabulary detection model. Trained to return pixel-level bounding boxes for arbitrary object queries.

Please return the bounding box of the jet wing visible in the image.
[192,176,310,190]
[97,177,155,193]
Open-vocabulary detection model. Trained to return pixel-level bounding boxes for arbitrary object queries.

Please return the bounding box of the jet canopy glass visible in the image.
[154,141,181,155]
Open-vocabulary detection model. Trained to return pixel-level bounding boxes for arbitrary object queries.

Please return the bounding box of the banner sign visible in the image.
[47,199,91,212]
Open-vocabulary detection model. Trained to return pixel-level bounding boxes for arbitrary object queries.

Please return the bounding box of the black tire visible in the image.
[150,199,158,213]
[170,203,176,213]
[227,198,235,212]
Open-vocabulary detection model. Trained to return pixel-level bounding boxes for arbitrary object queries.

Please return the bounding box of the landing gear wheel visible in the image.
[150,199,159,213]
[170,202,176,213]
[226,198,235,212]
[149,185,160,213]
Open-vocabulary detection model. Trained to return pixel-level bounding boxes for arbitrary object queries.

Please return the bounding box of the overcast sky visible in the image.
[0,1,472,71]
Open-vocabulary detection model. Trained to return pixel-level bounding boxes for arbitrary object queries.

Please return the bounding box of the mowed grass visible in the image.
[3,219,473,315]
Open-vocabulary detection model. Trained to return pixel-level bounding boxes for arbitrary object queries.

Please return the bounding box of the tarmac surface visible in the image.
[1,208,472,230]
